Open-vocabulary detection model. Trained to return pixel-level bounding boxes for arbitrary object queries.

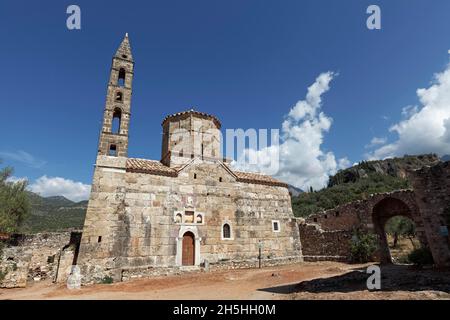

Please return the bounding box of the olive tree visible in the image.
[0,163,30,233]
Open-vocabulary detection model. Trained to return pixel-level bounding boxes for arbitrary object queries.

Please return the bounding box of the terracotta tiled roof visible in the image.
[233,171,288,188]
[126,158,177,177]
[126,158,287,187]
[161,109,221,128]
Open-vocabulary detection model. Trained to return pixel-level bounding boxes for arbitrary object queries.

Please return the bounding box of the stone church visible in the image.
[77,34,301,282]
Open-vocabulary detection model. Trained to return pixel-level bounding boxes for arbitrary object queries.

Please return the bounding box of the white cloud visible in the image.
[365,137,387,149]
[338,157,351,169]
[0,150,46,168]
[233,71,348,191]
[367,62,450,159]
[29,176,91,202]
[401,105,419,119]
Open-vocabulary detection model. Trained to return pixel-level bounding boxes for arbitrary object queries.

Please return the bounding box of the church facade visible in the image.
[77,35,302,283]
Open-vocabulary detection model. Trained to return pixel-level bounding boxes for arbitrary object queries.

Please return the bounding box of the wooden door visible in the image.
[182,232,195,266]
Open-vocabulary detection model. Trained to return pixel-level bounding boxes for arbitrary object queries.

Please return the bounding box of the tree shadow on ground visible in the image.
[258,264,450,295]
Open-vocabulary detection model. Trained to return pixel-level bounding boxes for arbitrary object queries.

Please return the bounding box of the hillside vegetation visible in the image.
[21,192,87,233]
[291,154,440,218]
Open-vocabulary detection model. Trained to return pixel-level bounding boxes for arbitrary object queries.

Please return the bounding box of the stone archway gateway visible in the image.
[300,174,450,267]
[182,232,195,266]
[371,197,427,264]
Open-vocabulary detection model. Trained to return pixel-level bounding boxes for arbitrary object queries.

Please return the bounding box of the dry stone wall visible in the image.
[297,221,352,262]
[0,232,78,288]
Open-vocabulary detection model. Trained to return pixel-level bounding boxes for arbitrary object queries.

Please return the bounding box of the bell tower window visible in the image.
[109,144,117,157]
[115,91,123,102]
[118,68,126,87]
[112,108,122,134]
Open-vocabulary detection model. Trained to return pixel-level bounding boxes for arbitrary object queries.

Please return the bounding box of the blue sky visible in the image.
[1,0,450,200]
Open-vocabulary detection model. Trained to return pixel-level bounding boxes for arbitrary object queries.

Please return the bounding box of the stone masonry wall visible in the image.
[304,190,418,231]
[0,232,76,288]
[298,190,424,262]
[298,162,450,266]
[297,220,352,262]
[78,157,301,283]
[408,161,450,266]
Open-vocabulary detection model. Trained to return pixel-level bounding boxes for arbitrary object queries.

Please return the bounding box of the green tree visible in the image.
[0,163,30,233]
[385,216,416,248]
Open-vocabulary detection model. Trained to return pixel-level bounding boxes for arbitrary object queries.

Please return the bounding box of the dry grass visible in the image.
[386,235,420,263]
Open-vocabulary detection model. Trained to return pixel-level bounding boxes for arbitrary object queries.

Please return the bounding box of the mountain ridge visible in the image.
[23,191,87,233]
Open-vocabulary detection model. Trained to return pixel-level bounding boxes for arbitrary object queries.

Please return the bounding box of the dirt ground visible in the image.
[1,261,449,300]
[387,235,420,263]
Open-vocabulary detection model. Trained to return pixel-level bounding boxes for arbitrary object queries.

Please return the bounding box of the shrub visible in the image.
[408,247,434,266]
[395,254,411,264]
[350,230,378,263]
[100,276,113,284]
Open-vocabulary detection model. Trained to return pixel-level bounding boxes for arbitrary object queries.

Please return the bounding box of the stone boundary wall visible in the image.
[296,161,450,266]
[208,256,302,271]
[297,220,352,262]
[0,232,79,288]
[304,190,416,231]
[295,190,418,263]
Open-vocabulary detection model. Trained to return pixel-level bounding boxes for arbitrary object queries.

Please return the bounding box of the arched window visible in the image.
[175,213,182,223]
[223,223,231,239]
[118,68,126,87]
[109,144,117,157]
[115,91,123,102]
[112,108,122,134]
[196,214,203,224]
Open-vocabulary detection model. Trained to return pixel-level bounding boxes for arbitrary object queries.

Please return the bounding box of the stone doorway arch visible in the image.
[176,226,201,266]
[372,197,427,263]
[182,232,195,266]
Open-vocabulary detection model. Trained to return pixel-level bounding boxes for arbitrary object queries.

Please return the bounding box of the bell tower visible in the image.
[97,33,134,157]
